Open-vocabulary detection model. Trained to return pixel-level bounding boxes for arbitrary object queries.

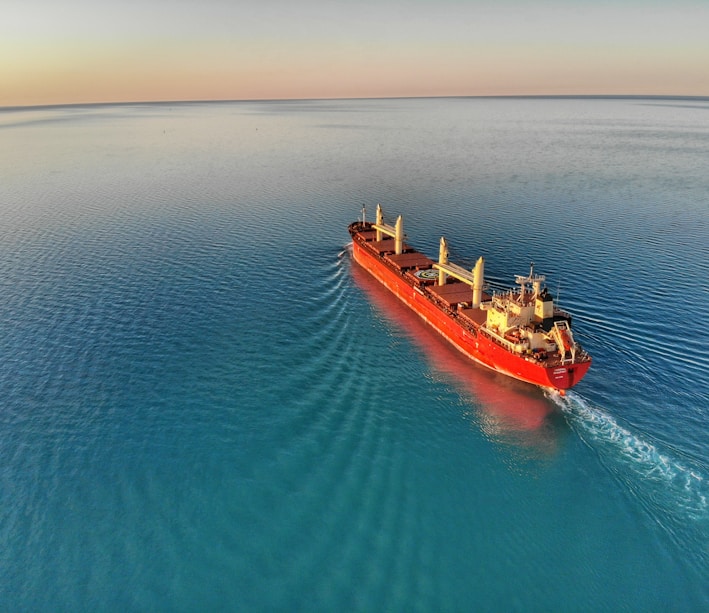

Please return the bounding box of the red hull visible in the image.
[351,239,590,391]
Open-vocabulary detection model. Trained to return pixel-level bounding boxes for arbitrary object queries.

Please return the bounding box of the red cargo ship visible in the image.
[348,205,591,391]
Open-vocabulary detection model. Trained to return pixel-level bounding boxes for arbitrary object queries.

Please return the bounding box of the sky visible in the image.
[2,0,709,107]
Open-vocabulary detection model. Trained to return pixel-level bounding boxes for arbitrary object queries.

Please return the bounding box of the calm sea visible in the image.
[1,97,708,611]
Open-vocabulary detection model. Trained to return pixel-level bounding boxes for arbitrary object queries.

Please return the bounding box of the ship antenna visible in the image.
[361,205,366,224]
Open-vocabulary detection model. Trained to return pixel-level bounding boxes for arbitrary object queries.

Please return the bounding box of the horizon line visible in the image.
[3,93,709,112]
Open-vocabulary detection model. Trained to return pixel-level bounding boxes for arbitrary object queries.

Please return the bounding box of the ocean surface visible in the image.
[1,97,708,611]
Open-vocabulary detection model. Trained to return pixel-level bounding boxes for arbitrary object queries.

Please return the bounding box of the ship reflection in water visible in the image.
[350,254,564,455]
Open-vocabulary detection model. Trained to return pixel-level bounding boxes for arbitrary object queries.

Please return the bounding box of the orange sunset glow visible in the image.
[2,0,709,106]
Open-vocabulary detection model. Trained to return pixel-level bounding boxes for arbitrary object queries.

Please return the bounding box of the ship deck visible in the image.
[354,229,493,312]
[385,251,435,270]
[369,239,413,255]
[458,307,487,327]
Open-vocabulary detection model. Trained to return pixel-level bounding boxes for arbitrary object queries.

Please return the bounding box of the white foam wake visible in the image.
[548,391,709,521]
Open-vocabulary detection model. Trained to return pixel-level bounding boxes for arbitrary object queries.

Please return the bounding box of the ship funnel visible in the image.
[438,237,448,286]
[533,279,542,299]
[472,256,485,308]
[394,215,404,255]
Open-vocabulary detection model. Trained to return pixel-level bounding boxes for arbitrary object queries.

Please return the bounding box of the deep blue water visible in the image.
[1,97,708,611]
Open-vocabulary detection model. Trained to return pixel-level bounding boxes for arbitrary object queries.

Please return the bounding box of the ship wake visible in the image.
[549,390,709,552]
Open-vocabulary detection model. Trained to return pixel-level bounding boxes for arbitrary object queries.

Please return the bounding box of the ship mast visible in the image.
[514,262,546,302]
[433,246,485,308]
[372,204,404,255]
[438,237,448,286]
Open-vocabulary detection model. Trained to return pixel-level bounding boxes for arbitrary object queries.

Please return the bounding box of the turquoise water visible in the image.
[1,98,708,611]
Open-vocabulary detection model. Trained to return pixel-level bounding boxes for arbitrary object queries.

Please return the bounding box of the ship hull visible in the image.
[351,239,590,391]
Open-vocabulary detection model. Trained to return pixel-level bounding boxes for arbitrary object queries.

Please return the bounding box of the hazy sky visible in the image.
[2,0,709,106]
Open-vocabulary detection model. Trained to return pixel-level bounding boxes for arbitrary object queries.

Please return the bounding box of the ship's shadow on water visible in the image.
[344,245,568,457]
